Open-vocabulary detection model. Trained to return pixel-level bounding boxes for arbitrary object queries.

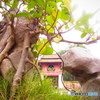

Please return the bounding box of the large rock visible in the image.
[62,47,100,99]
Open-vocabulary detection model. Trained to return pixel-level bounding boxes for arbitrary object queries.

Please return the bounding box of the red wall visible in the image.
[39,62,62,76]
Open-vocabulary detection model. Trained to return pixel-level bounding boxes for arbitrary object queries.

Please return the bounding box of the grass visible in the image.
[0,75,11,100]
[0,72,82,100]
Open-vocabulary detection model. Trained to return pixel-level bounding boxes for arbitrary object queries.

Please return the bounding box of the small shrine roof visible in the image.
[39,54,62,63]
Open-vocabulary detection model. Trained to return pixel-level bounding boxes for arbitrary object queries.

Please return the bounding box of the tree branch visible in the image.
[61,36,100,44]
[59,25,75,34]
[35,40,49,65]
[25,58,40,76]
[0,35,14,63]
[0,20,15,63]
[0,5,10,13]
[86,32,95,41]
[50,44,73,91]
[58,19,71,31]
[47,10,59,32]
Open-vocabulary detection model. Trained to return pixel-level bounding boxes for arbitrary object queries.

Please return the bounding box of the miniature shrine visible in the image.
[38,54,64,88]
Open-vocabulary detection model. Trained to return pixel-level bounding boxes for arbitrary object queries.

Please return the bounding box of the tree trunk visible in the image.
[12,33,30,89]
[0,15,39,98]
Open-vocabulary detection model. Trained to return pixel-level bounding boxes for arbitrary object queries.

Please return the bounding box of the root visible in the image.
[0,24,15,63]
[10,33,30,99]
[0,35,14,63]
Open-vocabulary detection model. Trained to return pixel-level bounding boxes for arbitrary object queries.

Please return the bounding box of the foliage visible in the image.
[75,13,94,39]
[69,44,86,48]
[31,39,54,56]
[58,43,85,55]
[63,70,76,81]
[0,73,82,100]
[0,0,96,57]
[0,0,71,57]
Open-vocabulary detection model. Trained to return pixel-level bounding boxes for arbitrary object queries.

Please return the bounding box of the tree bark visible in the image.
[0,15,39,99]
[0,35,14,63]
[12,33,30,89]
[0,25,14,63]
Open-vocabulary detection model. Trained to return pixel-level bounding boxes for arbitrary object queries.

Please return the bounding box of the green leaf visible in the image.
[46,15,54,25]
[42,46,53,55]
[46,6,53,14]
[76,13,94,38]
[14,12,30,17]
[0,2,1,6]
[46,25,54,33]
[48,29,54,34]
[60,7,70,21]
[62,0,71,10]
[27,1,36,10]
[77,13,93,26]
[65,24,69,29]
[92,38,96,40]
[80,26,93,38]
[36,0,44,7]
[3,0,10,3]
[24,0,30,3]
[36,39,48,51]
[11,0,19,9]
[81,32,87,38]
[47,1,57,7]
[31,44,37,48]
[32,12,42,18]
[32,51,38,57]
[36,39,53,55]
[75,26,84,31]
[56,0,62,2]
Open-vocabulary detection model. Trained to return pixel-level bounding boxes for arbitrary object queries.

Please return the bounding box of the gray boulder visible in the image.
[62,47,100,99]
